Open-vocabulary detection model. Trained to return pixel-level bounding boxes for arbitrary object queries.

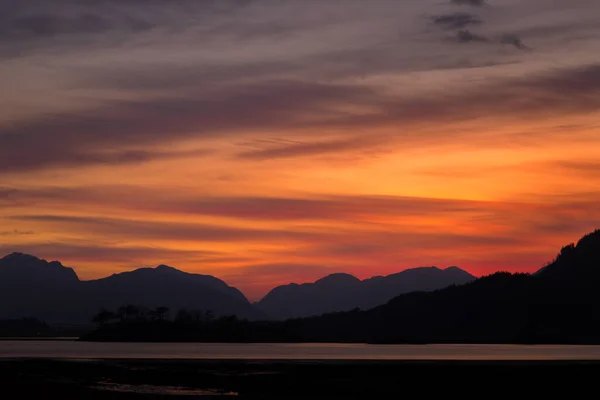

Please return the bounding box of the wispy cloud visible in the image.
[236,136,385,160]
[455,29,488,43]
[2,64,600,172]
[451,0,486,7]
[500,34,532,51]
[432,13,482,30]
[0,229,35,236]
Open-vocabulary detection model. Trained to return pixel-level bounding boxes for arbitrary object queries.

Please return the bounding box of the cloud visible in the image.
[456,29,489,43]
[432,13,482,30]
[0,80,377,173]
[451,30,530,51]
[7,214,322,244]
[451,0,486,7]
[2,14,113,38]
[0,186,497,221]
[0,229,35,236]
[332,64,600,129]
[500,34,532,51]
[1,64,600,174]
[236,136,384,160]
[0,9,155,45]
[3,185,599,240]
[0,0,251,56]
[0,147,210,173]
[431,4,531,52]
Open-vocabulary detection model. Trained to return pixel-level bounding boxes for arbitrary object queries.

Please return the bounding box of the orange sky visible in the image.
[1,0,600,300]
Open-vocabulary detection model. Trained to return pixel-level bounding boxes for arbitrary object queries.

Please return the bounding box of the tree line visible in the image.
[91,305,221,326]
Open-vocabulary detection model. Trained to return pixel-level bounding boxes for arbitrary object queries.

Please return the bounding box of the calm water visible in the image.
[2,341,600,360]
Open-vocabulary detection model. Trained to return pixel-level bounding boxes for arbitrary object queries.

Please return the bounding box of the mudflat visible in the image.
[0,358,598,399]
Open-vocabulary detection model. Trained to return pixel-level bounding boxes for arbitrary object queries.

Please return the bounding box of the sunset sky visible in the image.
[1,0,600,300]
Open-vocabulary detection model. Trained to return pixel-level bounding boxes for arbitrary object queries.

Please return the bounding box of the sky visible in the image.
[1,0,600,301]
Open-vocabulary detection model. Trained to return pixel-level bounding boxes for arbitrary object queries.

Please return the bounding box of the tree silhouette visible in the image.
[152,306,169,321]
[117,304,140,321]
[92,309,117,326]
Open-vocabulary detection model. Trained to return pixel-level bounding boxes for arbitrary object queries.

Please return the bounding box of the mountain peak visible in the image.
[444,266,474,276]
[0,252,79,282]
[315,273,361,285]
[1,252,40,263]
[155,264,180,273]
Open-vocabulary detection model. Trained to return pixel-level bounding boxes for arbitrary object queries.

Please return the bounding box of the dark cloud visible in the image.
[500,34,532,51]
[0,229,35,236]
[0,12,154,42]
[12,185,597,244]
[2,65,599,174]
[324,64,600,130]
[0,81,377,173]
[453,30,531,51]
[8,214,321,243]
[451,0,486,6]
[0,0,263,55]
[0,186,494,222]
[524,64,600,93]
[5,14,112,37]
[236,136,384,160]
[436,1,529,52]
[456,29,489,43]
[0,147,210,173]
[79,43,518,96]
[432,13,482,30]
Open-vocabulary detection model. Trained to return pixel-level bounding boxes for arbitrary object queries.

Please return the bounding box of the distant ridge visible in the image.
[285,229,600,343]
[256,266,475,319]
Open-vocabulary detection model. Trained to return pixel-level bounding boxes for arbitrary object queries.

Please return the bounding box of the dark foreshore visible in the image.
[1,358,599,399]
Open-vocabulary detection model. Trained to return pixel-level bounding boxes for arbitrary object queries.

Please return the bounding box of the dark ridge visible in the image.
[257,266,475,319]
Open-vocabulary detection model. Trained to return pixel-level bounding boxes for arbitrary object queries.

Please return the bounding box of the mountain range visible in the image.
[285,229,600,343]
[256,267,474,319]
[0,253,262,324]
[0,252,473,324]
[83,229,600,344]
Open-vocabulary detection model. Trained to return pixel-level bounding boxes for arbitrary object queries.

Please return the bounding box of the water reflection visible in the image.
[1,341,600,360]
[94,382,238,396]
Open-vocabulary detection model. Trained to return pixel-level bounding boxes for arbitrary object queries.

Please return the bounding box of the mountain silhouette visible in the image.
[0,253,81,323]
[0,252,79,284]
[0,253,262,324]
[79,265,259,321]
[83,229,600,344]
[288,229,600,343]
[257,266,475,319]
[535,229,600,284]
